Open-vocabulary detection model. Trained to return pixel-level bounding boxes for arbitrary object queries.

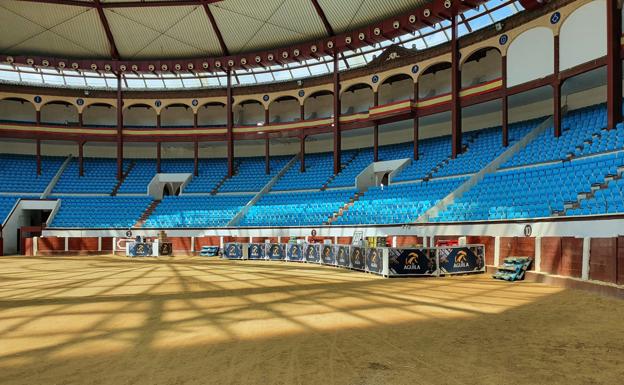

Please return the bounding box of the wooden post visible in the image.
[607,0,622,130]
[502,55,509,147]
[333,52,341,174]
[553,35,561,138]
[226,69,234,177]
[451,11,462,158]
[116,72,123,180]
[373,91,379,162]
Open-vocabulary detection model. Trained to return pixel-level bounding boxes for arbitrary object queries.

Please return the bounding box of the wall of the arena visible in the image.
[559,0,606,71]
[507,27,554,87]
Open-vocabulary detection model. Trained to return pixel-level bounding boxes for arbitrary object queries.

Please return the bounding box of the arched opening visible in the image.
[269,96,299,123]
[235,100,264,126]
[161,103,193,128]
[124,104,157,128]
[419,62,452,100]
[40,101,79,125]
[303,90,333,120]
[0,98,36,123]
[197,102,226,127]
[461,47,502,89]
[379,74,413,105]
[83,103,116,127]
[341,83,373,114]
[163,183,173,197]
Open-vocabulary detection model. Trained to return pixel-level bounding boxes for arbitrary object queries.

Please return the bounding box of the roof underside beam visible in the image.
[16,0,223,8]
[201,1,229,56]
[310,0,334,36]
[93,0,120,60]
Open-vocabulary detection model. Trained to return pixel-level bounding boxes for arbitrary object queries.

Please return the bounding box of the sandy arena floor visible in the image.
[0,255,622,385]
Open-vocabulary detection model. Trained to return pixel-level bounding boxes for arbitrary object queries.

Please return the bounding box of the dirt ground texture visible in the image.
[0,255,622,385]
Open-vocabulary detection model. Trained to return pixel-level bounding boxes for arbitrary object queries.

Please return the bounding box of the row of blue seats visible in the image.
[0,154,64,193]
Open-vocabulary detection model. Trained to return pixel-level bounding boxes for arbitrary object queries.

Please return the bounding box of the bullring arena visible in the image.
[1,0,624,383]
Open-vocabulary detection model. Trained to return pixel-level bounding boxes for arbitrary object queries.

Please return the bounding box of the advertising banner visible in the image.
[438,246,485,274]
[158,242,173,256]
[128,242,153,257]
[335,245,350,268]
[389,248,437,276]
[321,245,336,265]
[267,243,286,260]
[248,243,266,260]
[350,247,366,271]
[224,243,243,259]
[287,243,304,262]
[304,243,321,263]
[366,248,383,274]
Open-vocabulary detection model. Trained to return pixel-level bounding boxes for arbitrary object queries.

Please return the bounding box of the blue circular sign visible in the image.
[34,96,42,104]
[76,98,84,106]
[155,100,162,107]
[550,11,561,24]
[411,65,419,74]
[298,90,305,97]
[371,75,379,83]
[263,94,269,102]
[192,99,198,106]
[499,34,508,45]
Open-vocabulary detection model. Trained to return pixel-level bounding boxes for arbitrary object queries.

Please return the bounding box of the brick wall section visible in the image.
[590,238,618,284]
[169,237,192,254]
[195,237,221,248]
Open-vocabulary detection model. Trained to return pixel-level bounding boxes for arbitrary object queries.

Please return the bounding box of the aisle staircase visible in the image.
[211,161,240,195]
[325,190,365,225]
[111,161,136,196]
[134,199,161,228]
[424,134,478,180]
[321,150,360,190]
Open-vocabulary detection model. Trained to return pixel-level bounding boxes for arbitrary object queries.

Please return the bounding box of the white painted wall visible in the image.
[341,86,373,114]
[419,66,451,98]
[197,103,226,126]
[161,105,193,127]
[234,102,264,126]
[461,49,502,88]
[304,93,333,119]
[83,104,116,126]
[379,77,413,104]
[0,99,35,122]
[560,0,607,71]
[124,105,156,127]
[40,103,78,124]
[269,98,299,123]
[508,27,554,87]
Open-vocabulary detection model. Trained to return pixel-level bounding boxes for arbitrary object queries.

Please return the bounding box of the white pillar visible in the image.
[391,236,397,248]
[219,236,224,250]
[64,237,69,252]
[494,236,501,266]
[582,237,591,280]
[191,237,195,253]
[97,237,102,252]
[534,236,542,273]
[33,236,39,256]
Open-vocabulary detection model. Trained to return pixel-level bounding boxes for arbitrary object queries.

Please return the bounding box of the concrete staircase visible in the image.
[325,190,365,225]
[556,162,624,216]
[417,111,561,222]
[133,199,161,228]
[211,161,239,195]
[423,134,477,181]
[565,129,605,161]
[321,150,360,190]
[111,161,136,196]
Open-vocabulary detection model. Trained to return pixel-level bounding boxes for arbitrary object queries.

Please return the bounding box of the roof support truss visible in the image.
[93,0,119,60]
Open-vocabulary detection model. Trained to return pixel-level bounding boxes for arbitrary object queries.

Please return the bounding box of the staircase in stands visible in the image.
[211,161,240,195]
[325,190,365,225]
[557,163,624,216]
[423,134,477,181]
[111,161,136,196]
[134,200,162,228]
[320,150,360,190]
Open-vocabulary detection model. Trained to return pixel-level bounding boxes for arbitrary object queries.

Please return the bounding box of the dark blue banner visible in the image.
[350,247,366,270]
[366,248,383,274]
[321,245,335,265]
[389,248,436,276]
[336,245,350,267]
[248,243,266,260]
[267,243,286,260]
[304,244,321,263]
[438,246,485,274]
[129,242,153,257]
[287,243,304,262]
[224,243,243,259]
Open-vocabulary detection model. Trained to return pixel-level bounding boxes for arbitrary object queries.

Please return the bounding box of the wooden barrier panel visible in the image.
[467,236,495,266]
[540,237,562,275]
[169,237,192,254]
[38,237,65,252]
[195,236,221,249]
[336,237,353,245]
[23,238,33,256]
[618,237,624,285]
[500,237,535,270]
[101,237,113,251]
[560,237,583,278]
[252,237,279,243]
[589,238,617,284]
[395,236,423,248]
[68,237,99,252]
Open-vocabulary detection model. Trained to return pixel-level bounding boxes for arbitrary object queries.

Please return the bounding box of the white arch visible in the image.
[507,27,554,87]
[560,0,607,71]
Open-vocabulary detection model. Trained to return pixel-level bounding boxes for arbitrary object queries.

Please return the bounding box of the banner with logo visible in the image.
[335,245,350,268]
[248,243,266,260]
[158,242,173,256]
[128,242,153,257]
[224,243,243,259]
[267,243,286,260]
[438,246,485,274]
[321,245,336,265]
[366,248,383,274]
[304,243,321,263]
[350,247,366,271]
[287,243,304,262]
[389,248,437,276]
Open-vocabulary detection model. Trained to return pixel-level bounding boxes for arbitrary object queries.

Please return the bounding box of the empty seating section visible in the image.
[273,152,335,191]
[0,154,63,192]
[143,195,252,228]
[328,150,371,188]
[117,159,155,194]
[54,158,122,194]
[435,153,623,222]
[503,104,607,168]
[0,196,18,223]
[393,136,451,181]
[220,156,290,193]
[183,159,228,193]
[334,178,467,225]
[49,196,152,228]
[239,189,356,226]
